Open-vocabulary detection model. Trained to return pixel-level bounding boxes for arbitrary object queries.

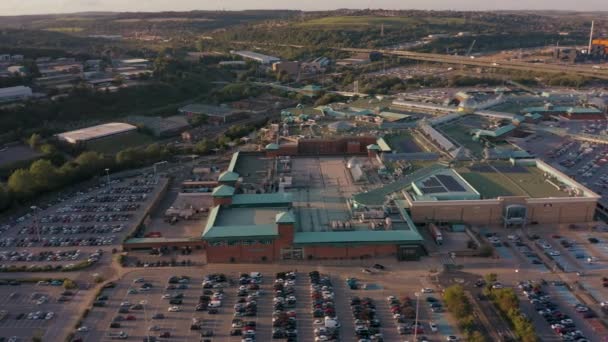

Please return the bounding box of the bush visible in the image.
[63,279,77,289]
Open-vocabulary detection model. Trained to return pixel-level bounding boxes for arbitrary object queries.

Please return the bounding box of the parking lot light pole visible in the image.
[104,168,110,186]
[414,292,420,342]
[30,206,41,242]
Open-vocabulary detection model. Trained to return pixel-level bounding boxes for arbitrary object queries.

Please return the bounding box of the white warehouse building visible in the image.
[0,86,33,103]
[231,50,280,64]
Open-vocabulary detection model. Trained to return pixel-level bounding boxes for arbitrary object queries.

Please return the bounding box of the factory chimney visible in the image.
[588,20,594,54]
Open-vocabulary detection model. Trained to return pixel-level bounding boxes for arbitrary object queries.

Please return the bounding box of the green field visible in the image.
[87,132,155,154]
[295,16,465,29]
[439,124,485,157]
[44,27,84,33]
[458,165,569,199]
[459,172,521,198]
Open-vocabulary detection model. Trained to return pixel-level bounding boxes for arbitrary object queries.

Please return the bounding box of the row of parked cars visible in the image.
[39,213,133,224]
[272,271,298,341]
[56,203,140,213]
[19,223,125,235]
[351,296,383,341]
[310,271,339,342]
[520,280,590,342]
[233,272,262,341]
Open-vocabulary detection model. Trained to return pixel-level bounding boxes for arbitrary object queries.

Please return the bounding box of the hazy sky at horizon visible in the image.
[0,0,607,16]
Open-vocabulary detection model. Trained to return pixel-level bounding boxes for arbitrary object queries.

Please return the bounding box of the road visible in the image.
[339,48,608,80]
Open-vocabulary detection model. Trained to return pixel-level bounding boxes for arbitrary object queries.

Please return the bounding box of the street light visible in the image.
[104,168,110,186]
[30,206,41,242]
[414,292,420,342]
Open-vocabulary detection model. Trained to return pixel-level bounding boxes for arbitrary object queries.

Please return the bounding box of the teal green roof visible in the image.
[353,164,445,206]
[202,205,278,240]
[218,170,239,182]
[366,144,381,151]
[204,224,277,240]
[212,185,235,197]
[524,113,543,120]
[265,143,280,150]
[125,237,202,244]
[523,106,602,115]
[378,111,411,122]
[275,211,296,224]
[472,124,516,139]
[293,230,423,245]
[232,193,293,207]
[376,138,392,152]
[227,152,240,172]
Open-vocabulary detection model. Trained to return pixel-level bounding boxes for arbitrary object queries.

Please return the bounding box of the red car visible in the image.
[126,315,136,321]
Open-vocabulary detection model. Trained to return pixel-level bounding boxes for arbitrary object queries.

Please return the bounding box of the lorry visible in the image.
[429,224,443,245]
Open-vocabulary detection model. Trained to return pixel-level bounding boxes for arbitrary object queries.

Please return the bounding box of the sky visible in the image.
[0,0,607,16]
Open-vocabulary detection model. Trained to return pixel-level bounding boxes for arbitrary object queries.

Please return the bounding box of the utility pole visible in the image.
[588,20,595,54]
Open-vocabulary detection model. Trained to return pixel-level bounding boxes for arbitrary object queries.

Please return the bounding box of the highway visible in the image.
[340,48,608,80]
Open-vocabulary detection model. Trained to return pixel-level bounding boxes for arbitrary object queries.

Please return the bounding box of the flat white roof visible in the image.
[57,122,137,144]
[120,58,149,64]
[0,86,32,97]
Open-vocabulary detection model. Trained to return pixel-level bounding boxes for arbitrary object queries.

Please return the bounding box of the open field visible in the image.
[87,132,155,154]
[295,15,466,28]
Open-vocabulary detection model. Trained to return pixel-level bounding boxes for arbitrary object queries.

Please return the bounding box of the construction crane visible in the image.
[466,39,477,57]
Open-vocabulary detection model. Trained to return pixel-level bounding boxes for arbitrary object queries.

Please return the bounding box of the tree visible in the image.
[0,183,10,211]
[195,40,205,52]
[29,159,59,191]
[63,279,77,289]
[28,133,42,149]
[443,285,471,318]
[194,139,216,154]
[7,169,37,200]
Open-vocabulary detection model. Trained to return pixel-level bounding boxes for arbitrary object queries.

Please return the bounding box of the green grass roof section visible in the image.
[353,163,445,206]
[212,185,235,197]
[293,230,423,245]
[231,193,293,207]
[276,211,296,224]
[218,170,239,182]
[227,152,240,172]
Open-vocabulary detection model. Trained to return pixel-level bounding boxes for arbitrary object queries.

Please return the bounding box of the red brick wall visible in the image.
[213,197,232,206]
[206,243,276,263]
[303,244,397,260]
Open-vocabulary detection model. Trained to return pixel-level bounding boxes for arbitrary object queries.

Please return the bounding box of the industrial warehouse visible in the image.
[124,133,599,262]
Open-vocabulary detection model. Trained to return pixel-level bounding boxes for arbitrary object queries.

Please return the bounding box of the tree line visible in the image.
[0,143,174,212]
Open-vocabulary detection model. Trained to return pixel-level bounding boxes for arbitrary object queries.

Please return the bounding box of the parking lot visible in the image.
[0,174,168,272]
[72,262,463,342]
[479,225,608,341]
[0,281,89,341]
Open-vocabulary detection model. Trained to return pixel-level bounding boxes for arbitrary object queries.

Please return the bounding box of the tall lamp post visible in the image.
[414,292,420,342]
[104,168,110,186]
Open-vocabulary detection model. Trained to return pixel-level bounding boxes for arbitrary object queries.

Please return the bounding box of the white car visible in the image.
[429,322,438,332]
[548,250,561,256]
[492,282,503,289]
[600,301,608,307]
[148,325,160,331]
[77,326,89,332]
[313,319,324,325]
[421,288,434,293]
[161,294,171,299]
[447,336,459,341]
[168,306,181,312]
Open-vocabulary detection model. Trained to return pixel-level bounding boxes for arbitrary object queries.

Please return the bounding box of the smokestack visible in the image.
[588,20,594,54]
